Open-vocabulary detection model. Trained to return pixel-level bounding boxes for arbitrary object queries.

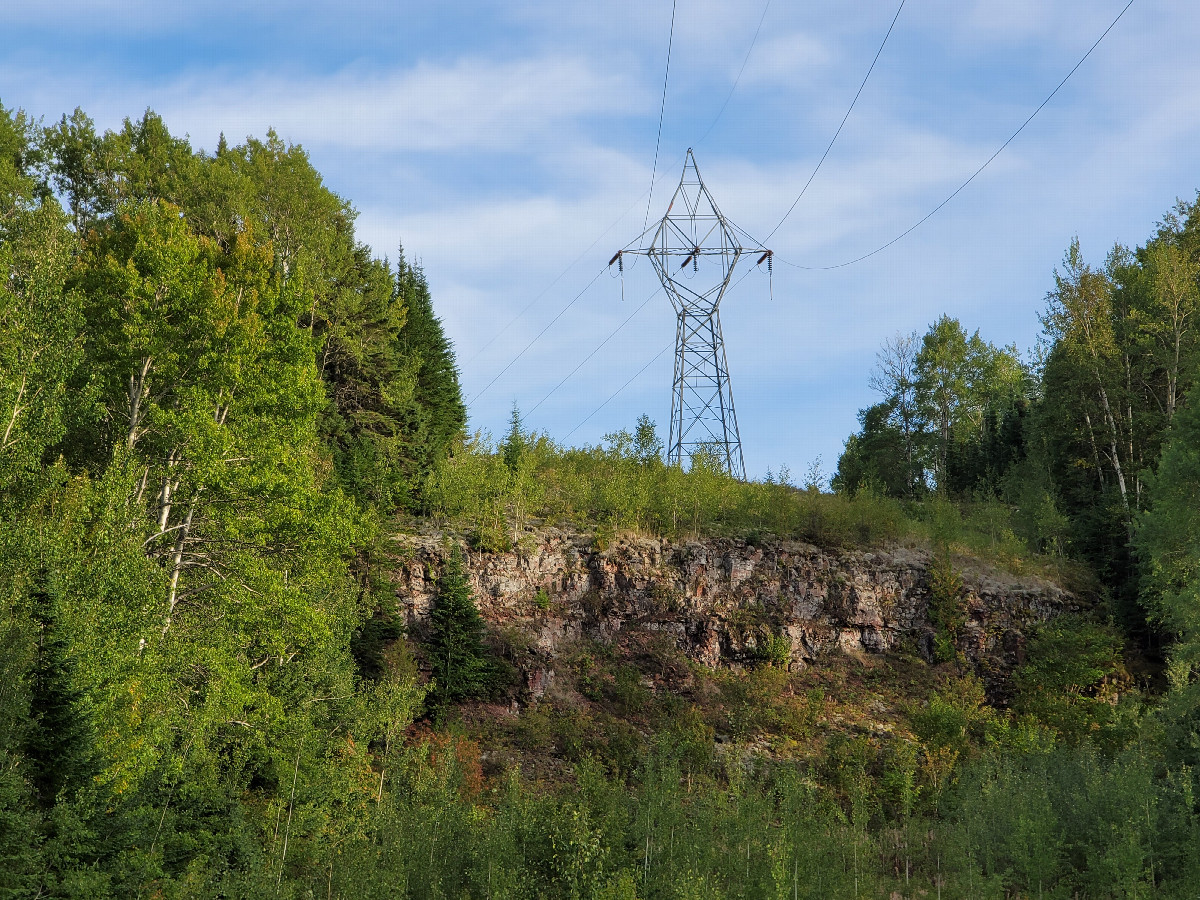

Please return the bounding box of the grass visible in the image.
[419,430,1085,587]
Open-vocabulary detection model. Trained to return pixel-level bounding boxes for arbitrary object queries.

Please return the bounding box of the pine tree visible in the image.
[427,546,491,706]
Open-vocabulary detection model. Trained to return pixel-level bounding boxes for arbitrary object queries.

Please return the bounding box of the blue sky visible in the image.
[3,0,1198,480]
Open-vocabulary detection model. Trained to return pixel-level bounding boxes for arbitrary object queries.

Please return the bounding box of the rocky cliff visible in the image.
[391,528,1081,699]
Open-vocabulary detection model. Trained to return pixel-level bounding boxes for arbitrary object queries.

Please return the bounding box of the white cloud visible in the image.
[3,54,642,154]
[7,0,1200,477]
[739,31,833,87]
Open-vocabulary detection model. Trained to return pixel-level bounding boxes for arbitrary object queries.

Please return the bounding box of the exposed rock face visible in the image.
[392,529,1080,697]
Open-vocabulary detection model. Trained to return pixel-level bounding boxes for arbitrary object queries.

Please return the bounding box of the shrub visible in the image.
[926,552,966,663]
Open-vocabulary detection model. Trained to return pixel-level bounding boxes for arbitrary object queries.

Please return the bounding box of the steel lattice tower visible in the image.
[614,150,769,479]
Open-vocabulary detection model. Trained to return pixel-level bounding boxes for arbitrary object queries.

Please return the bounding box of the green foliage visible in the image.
[910,674,1000,759]
[831,400,915,498]
[0,104,440,895]
[836,315,1029,499]
[1011,617,1131,746]
[37,108,462,513]
[427,546,494,706]
[426,423,908,549]
[926,551,966,663]
[22,580,98,808]
[501,402,528,473]
[755,631,793,669]
[1136,380,1200,762]
[0,106,81,507]
[392,255,466,502]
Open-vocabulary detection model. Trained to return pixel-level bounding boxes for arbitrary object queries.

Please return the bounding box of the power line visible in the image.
[779,0,1138,271]
[644,0,679,234]
[464,225,624,367]
[527,285,662,417]
[561,261,763,441]
[764,0,906,243]
[467,0,771,409]
[565,341,674,441]
[466,267,605,405]
[694,0,772,149]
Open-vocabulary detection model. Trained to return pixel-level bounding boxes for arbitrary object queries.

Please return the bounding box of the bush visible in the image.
[926,552,966,663]
[423,424,913,550]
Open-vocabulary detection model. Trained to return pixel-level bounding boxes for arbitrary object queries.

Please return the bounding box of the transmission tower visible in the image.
[612,149,770,479]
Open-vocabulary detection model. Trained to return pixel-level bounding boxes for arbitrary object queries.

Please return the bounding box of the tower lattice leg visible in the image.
[668,309,746,480]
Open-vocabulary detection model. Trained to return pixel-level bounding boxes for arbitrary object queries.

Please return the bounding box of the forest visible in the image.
[1,101,1199,898]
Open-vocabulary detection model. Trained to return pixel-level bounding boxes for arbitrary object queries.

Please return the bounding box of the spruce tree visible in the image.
[394,255,466,501]
[23,579,96,807]
[427,546,491,706]
[501,402,527,473]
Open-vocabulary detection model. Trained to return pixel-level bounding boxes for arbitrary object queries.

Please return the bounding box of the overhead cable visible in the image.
[465,226,626,367]
[466,268,604,405]
[644,0,679,233]
[466,0,771,396]
[780,0,1138,270]
[565,341,674,441]
[527,285,663,417]
[763,0,906,243]
[694,0,772,149]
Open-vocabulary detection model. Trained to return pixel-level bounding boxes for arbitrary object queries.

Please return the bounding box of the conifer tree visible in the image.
[501,402,527,473]
[23,578,96,806]
[427,546,491,706]
[1137,383,1200,758]
[396,254,466,489]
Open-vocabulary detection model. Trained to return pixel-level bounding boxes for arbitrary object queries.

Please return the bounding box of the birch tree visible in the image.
[1042,239,1131,515]
[0,111,81,494]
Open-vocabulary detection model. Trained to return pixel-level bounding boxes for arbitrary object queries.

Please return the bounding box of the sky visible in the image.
[3,0,1199,481]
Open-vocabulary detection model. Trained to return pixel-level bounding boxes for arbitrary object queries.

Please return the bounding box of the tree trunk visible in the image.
[1,374,27,450]
[1168,332,1180,422]
[162,498,196,636]
[127,357,153,451]
[1082,403,1105,490]
[156,450,180,531]
[1095,378,1129,513]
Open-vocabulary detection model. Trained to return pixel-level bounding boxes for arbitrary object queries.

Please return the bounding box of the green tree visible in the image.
[632,414,663,465]
[837,317,1025,498]
[1041,240,1133,514]
[0,105,83,504]
[427,546,492,707]
[396,254,466,482]
[914,315,1022,490]
[0,575,40,897]
[501,402,528,473]
[1011,618,1126,744]
[22,576,98,807]
[1136,382,1200,760]
[868,330,923,494]
[1136,222,1199,425]
[832,400,914,498]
